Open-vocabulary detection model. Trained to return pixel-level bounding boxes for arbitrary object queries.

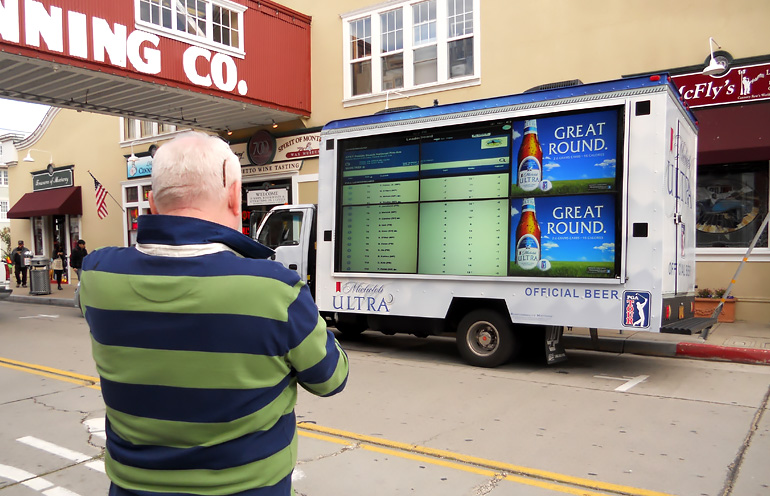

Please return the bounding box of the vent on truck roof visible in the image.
[524,79,584,93]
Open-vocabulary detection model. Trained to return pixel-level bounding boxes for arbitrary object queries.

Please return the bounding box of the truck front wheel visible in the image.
[456,310,517,368]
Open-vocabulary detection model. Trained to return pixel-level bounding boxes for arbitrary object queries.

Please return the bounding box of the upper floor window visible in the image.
[122,118,181,142]
[343,0,479,102]
[0,169,8,186]
[135,0,245,57]
[0,201,8,220]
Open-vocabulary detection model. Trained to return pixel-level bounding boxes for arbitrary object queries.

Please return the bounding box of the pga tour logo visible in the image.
[623,291,651,328]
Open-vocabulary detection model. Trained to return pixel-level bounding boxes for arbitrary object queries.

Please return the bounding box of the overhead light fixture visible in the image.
[702,37,727,76]
[226,127,233,136]
[271,119,278,129]
[22,148,53,165]
[128,142,138,163]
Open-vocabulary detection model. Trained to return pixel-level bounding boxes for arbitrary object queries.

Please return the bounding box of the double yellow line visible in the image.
[0,356,100,390]
[0,356,675,496]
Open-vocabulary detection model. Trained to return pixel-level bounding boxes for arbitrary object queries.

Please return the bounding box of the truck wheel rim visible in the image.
[467,321,499,356]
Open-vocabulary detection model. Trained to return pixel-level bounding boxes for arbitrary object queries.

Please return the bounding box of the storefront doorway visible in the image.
[242,179,292,238]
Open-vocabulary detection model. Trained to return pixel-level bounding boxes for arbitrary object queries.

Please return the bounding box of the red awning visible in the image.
[694,102,770,165]
[8,186,82,218]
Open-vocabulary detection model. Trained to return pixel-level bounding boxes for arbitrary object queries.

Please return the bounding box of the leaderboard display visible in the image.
[336,108,623,278]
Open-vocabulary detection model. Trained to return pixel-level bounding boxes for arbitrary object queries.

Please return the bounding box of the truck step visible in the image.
[660,317,717,335]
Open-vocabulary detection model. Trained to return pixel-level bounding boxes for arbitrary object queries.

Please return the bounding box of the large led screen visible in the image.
[336,108,623,278]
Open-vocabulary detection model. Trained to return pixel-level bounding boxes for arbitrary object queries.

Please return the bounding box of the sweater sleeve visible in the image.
[285,283,349,397]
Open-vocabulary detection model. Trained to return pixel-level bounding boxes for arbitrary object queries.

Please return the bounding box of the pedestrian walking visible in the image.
[79,131,349,496]
[69,239,88,280]
[10,240,31,288]
[52,242,67,290]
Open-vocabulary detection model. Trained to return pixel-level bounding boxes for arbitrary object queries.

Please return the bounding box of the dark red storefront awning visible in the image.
[694,102,770,165]
[8,186,82,219]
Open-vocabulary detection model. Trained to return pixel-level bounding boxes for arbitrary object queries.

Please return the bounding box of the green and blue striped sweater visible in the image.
[80,214,348,496]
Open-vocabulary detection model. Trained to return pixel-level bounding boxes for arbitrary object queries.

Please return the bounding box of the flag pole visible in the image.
[88,170,125,212]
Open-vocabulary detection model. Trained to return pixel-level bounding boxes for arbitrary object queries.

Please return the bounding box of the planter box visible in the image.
[694,298,737,323]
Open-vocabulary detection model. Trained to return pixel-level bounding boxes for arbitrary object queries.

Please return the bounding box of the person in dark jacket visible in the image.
[52,242,67,290]
[10,240,31,288]
[69,239,88,280]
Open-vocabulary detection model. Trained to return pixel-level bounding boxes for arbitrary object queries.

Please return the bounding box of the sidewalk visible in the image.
[5,284,769,365]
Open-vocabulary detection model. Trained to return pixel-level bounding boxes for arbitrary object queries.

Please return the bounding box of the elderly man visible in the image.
[80,132,348,496]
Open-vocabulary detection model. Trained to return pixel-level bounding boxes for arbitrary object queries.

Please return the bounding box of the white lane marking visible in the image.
[19,314,60,319]
[0,463,85,495]
[83,418,106,440]
[16,436,105,474]
[594,374,650,392]
[292,468,305,482]
[16,436,91,463]
[85,461,106,473]
[615,375,649,392]
[0,463,54,490]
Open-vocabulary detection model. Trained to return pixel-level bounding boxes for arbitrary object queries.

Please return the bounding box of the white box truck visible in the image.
[255,75,713,367]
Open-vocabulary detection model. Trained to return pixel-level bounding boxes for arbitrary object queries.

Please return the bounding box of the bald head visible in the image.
[151,132,241,212]
[149,132,242,230]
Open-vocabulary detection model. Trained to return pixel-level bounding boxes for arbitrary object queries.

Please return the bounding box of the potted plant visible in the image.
[694,288,737,323]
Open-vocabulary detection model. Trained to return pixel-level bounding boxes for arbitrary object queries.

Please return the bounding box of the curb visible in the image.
[562,335,769,365]
[7,295,78,308]
[676,342,770,365]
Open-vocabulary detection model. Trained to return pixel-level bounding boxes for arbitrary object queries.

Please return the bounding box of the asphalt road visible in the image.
[1,301,769,496]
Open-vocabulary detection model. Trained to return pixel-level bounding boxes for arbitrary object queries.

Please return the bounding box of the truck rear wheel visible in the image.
[456,310,517,368]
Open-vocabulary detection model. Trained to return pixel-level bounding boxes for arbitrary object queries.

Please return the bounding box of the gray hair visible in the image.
[151,131,241,211]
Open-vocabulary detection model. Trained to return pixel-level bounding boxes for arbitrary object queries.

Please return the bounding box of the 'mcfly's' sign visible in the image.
[672,61,770,109]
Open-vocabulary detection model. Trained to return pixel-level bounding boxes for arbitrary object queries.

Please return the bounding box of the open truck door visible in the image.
[255,205,317,296]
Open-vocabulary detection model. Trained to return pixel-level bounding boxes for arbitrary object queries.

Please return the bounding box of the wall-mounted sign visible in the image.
[242,160,303,177]
[0,0,310,107]
[32,166,73,191]
[127,156,153,178]
[274,132,320,161]
[672,61,770,109]
[247,130,276,166]
[246,188,289,206]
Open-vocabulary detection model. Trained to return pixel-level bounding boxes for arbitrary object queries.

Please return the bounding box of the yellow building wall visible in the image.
[10,109,126,253]
[283,0,770,128]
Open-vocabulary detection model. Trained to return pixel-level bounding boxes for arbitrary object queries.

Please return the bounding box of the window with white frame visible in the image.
[0,201,8,220]
[135,0,245,56]
[0,169,7,186]
[343,0,478,101]
[122,118,181,142]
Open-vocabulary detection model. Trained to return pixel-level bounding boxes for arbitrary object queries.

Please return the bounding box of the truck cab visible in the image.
[255,204,317,297]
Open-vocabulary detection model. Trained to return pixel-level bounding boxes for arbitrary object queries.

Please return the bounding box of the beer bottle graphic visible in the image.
[516,198,541,270]
[517,120,542,192]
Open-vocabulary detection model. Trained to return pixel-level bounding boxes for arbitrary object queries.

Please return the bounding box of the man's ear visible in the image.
[228,180,242,217]
[148,191,159,215]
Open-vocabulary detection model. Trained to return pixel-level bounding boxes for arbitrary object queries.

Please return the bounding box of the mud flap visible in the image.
[545,325,567,364]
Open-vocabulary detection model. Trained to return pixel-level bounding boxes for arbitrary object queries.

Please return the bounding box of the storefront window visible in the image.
[123,180,152,247]
[696,161,769,248]
[33,217,44,255]
[126,186,139,203]
[127,207,140,246]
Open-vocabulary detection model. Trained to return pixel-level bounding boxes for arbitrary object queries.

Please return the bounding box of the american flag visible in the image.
[93,176,109,219]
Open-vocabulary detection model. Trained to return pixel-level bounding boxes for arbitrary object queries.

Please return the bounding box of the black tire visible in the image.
[456,310,517,368]
[333,313,367,338]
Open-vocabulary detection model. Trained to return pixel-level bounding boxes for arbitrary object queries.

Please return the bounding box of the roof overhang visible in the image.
[0,0,311,133]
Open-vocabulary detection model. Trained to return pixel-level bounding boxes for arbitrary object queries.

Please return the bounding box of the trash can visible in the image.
[29,257,51,295]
